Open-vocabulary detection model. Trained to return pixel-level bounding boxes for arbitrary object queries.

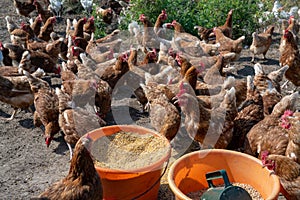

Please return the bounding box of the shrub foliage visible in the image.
[93,0,283,44]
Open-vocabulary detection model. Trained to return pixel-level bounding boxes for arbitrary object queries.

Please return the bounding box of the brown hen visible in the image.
[244,91,299,157]
[36,135,103,200]
[250,25,274,63]
[228,76,264,151]
[13,0,35,18]
[33,0,54,23]
[279,30,300,88]
[23,70,60,148]
[56,87,103,159]
[262,153,300,199]
[284,111,300,164]
[141,84,181,141]
[38,16,56,41]
[175,86,237,149]
[213,27,245,61]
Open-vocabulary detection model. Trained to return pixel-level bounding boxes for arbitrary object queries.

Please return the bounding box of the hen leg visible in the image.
[291,86,299,94]
[251,54,255,63]
[66,142,73,160]
[281,80,289,89]
[33,111,42,127]
[262,53,267,60]
[6,108,19,120]
[28,106,34,114]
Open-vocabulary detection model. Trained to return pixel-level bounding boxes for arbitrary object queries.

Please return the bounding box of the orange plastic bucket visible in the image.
[168,149,280,200]
[87,125,171,200]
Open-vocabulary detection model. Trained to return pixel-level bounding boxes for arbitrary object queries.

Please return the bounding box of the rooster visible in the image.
[35,134,103,199]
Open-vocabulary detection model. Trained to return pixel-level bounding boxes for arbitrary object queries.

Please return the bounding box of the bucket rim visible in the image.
[85,124,171,174]
[167,149,281,200]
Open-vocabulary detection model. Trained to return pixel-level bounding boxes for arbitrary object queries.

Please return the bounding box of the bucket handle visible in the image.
[205,169,232,189]
[132,158,170,200]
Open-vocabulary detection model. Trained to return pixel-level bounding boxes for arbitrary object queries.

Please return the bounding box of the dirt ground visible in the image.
[0,0,297,199]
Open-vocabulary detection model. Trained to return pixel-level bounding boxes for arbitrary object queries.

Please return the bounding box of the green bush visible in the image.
[91,5,108,38]
[118,0,273,45]
[91,0,286,45]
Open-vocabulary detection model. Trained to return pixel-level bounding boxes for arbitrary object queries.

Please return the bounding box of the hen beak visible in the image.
[172,96,179,105]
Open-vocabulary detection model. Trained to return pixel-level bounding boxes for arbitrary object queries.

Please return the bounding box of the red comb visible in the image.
[261,150,269,157]
[283,110,293,117]
[55,65,61,75]
[261,150,269,165]
[175,52,182,60]
[45,137,52,147]
[139,14,145,21]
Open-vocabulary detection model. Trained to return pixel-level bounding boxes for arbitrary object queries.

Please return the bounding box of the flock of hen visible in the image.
[1,0,300,199]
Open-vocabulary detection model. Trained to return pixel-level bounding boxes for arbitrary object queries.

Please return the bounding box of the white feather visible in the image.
[49,0,63,16]
[80,0,93,12]
[254,63,263,75]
